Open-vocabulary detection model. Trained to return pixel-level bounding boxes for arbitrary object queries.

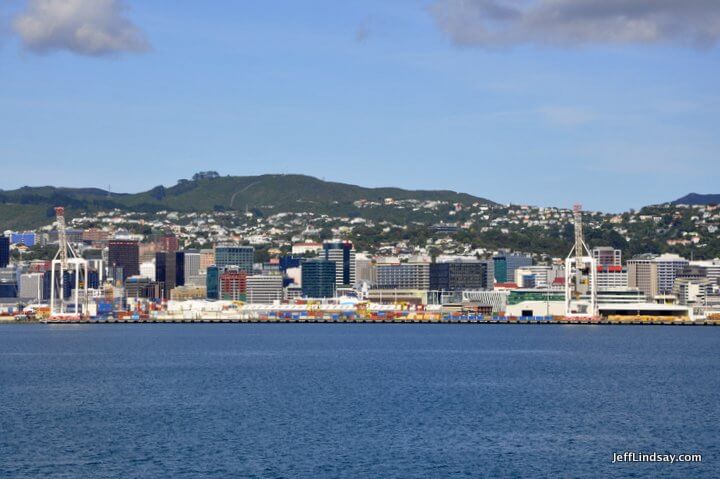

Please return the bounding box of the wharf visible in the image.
[30,317,720,326]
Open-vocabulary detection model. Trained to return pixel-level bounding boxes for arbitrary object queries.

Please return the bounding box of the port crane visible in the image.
[564,204,598,318]
[49,207,89,319]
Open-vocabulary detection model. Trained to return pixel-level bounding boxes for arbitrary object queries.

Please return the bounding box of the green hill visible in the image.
[0,174,494,230]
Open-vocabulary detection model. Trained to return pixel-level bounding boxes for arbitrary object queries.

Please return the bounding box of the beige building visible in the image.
[627,257,658,299]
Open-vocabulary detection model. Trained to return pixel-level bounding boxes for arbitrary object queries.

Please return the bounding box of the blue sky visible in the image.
[1,0,719,212]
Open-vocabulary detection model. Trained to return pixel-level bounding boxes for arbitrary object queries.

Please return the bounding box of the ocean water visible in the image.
[1,324,718,478]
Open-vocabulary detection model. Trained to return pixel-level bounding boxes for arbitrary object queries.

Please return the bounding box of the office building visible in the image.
[592,247,622,267]
[206,266,220,300]
[108,240,139,280]
[199,249,215,274]
[595,266,629,290]
[140,261,156,281]
[220,267,247,301]
[215,245,254,273]
[301,259,336,298]
[690,260,720,285]
[323,240,355,287]
[430,261,490,292]
[493,253,532,283]
[673,277,713,306]
[376,262,430,290]
[246,274,284,304]
[125,276,161,300]
[627,255,658,299]
[183,250,202,286]
[0,236,9,268]
[155,251,177,299]
[175,251,186,287]
[19,273,44,301]
[654,254,689,294]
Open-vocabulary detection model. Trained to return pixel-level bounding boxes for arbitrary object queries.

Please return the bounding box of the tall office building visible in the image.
[376,262,430,290]
[215,245,254,273]
[430,261,490,292]
[206,266,220,300]
[155,251,177,298]
[323,240,355,287]
[158,233,179,252]
[595,266,628,290]
[175,251,186,287]
[19,273,44,301]
[654,254,689,295]
[302,259,336,298]
[0,236,9,268]
[592,247,622,267]
[183,250,201,286]
[199,249,215,274]
[108,240,139,280]
[493,253,532,283]
[246,274,284,304]
[627,255,659,299]
[219,267,247,301]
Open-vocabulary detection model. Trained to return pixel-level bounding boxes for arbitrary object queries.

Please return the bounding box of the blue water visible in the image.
[1,324,718,478]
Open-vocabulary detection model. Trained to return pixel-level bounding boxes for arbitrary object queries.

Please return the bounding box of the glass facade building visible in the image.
[301,259,336,298]
[215,245,254,274]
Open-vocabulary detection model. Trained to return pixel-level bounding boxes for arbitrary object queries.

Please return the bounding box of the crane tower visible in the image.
[49,207,89,319]
[564,204,598,318]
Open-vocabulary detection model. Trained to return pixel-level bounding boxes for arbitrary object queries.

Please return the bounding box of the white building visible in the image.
[19,273,44,301]
[246,274,284,304]
[139,261,156,281]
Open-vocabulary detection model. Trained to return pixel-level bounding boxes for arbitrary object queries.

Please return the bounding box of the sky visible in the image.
[1,0,719,212]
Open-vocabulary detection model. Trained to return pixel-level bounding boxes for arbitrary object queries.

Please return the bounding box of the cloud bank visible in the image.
[14,0,148,56]
[430,0,720,48]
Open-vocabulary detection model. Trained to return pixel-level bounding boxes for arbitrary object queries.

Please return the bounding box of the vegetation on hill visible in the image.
[0,174,493,230]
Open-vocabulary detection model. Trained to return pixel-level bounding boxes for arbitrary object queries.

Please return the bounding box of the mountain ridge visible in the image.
[0,174,494,230]
[671,193,720,206]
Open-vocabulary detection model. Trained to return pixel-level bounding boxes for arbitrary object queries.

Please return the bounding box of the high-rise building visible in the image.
[627,255,658,299]
[220,267,247,301]
[175,251,186,287]
[0,236,9,268]
[183,250,201,285]
[155,251,177,298]
[323,240,355,287]
[301,259,336,298]
[493,253,532,283]
[158,233,179,252]
[595,266,628,290]
[592,247,622,267]
[654,254,689,295]
[108,240,139,280]
[215,245,254,273]
[199,249,215,274]
[246,274,284,304]
[430,261,490,291]
[19,273,44,301]
[375,262,430,290]
[206,266,220,300]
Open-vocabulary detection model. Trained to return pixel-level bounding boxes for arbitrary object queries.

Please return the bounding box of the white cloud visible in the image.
[430,0,720,48]
[14,0,148,56]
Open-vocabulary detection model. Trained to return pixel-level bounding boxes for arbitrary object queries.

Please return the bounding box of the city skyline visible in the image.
[1,1,719,211]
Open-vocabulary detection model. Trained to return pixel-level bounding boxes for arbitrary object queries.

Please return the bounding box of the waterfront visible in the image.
[1,324,719,478]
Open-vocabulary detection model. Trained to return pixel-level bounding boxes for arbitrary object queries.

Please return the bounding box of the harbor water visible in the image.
[1,324,719,478]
